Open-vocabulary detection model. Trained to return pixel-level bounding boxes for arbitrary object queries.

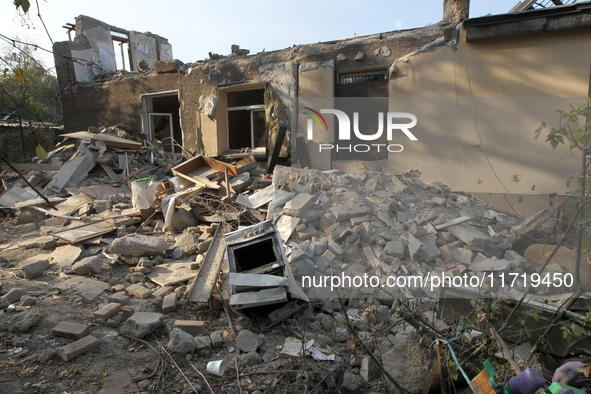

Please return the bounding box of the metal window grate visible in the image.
[524,0,577,10]
[339,70,387,84]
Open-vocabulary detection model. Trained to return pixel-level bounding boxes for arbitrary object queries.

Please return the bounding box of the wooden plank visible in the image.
[1,163,63,171]
[50,193,94,215]
[434,216,472,230]
[224,167,230,198]
[100,163,119,180]
[267,125,287,174]
[147,263,198,287]
[235,155,257,173]
[61,131,143,150]
[513,208,552,238]
[188,225,227,304]
[79,184,131,200]
[175,169,220,189]
[51,220,115,244]
[172,155,238,183]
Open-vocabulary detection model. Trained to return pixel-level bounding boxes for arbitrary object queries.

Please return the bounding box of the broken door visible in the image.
[149,113,175,152]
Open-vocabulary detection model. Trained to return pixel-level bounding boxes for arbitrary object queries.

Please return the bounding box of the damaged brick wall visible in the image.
[57,20,450,157]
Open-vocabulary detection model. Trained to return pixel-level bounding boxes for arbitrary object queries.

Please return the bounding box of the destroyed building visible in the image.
[2,1,591,393]
[54,0,591,209]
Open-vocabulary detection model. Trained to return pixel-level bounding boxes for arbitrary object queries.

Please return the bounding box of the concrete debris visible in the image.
[120,312,164,338]
[167,327,196,354]
[0,287,27,308]
[0,127,587,393]
[382,327,434,393]
[237,352,262,367]
[109,234,169,257]
[342,371,366,392]
[173,320,205,336]
[236,329,263,353]
[71,255,103,275]
[56,335,100,361]
[51,321,90,340]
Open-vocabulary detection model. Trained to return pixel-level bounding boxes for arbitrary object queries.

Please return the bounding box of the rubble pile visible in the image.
[0,130,589,393]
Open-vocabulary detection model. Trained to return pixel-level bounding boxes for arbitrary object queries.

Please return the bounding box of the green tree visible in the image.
[0,38,60,123]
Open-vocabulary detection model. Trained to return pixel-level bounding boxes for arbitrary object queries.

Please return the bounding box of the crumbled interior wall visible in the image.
[53,15,173,84]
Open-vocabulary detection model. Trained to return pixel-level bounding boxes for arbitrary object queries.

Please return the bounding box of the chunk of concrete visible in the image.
[109,234,168,257]
[93,303,122,320]
[17,257,49,279]
[237,352,262,368]
[71,256,103,275]
[38,348,57,364]
[283,193,314,217]
[416,234,441,263]
[342,371,365,392]
[120,312,164,338]
[330,205,371,221]
[0,287,27,308]
[328,240,345,256]
[448,223,492,247]
[107,292,130,305]
[174,233,197,255]
[167,327,196,354]
[98,370,138,394]
[53,277,111,303]
[384,239,406,258]
[162,293,177,313]
[171,208,197,231]
[126,284,152,299]
[382,327,433,393]
[236,329,263,353]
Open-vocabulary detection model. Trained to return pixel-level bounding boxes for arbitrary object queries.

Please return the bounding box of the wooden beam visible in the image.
[188,224,227,304]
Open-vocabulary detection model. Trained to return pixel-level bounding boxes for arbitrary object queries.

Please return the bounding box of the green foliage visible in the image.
[13,0,30,13]
[0,38,60,123]
[535,99,591,151]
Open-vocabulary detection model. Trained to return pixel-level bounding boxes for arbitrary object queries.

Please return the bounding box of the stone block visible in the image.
[120,307,135,322]
[448,223,492,247]
[162,293,177,313]
[94,303,122,320]
[51,321,90,340]
[107,293,130,305]
[56,335,100,361]
[283,193,314,217]
[173,320,206,336]
[126,284,151,299]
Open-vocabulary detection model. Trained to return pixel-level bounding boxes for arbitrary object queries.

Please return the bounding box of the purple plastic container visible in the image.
[557,390,574,394]
[508,368,546,394]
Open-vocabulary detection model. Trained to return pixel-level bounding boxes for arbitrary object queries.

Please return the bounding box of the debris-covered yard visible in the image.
[1,124,590,394]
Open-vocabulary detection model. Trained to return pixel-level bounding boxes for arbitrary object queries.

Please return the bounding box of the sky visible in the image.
[0,0,524,72]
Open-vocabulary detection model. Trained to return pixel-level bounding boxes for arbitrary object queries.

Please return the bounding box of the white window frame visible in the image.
[140,90,181,146]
